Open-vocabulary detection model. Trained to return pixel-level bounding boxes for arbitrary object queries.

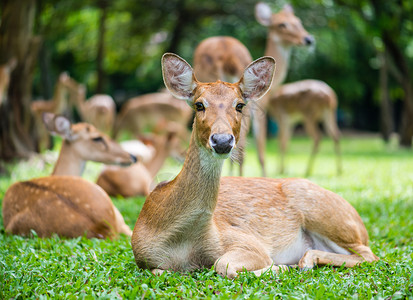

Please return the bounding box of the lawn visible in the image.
[1,135,413,299]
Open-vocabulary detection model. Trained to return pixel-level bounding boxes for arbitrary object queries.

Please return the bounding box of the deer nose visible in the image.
[130,154,137,163]
[210,134,235,154]
[304,35,314,46]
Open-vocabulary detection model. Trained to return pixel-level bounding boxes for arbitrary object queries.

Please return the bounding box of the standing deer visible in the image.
[131,53,378,278]
[96,129,181,197]
[2,113,136,238]
[254,2,341,176]
[113,91,192,142]
[31,72,72,150]
[193,37,252,175]
[61,75,116,135]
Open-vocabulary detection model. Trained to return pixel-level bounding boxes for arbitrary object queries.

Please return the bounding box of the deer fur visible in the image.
[254,2,341,176]
[2,113,135,238]
[131,54,378,278]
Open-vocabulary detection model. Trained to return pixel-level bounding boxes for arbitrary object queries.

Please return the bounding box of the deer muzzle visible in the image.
[209,133,235,155]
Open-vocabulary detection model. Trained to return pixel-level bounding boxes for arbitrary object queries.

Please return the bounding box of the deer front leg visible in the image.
[151,268,165,276]
[303,118,321,177]
[214,249,284,279]
[252,103,268,177]
[278,114,292,174]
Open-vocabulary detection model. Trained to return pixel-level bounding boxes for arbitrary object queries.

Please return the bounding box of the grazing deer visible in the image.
[193,37,252,175]
[2,113,136,238]
[113,92,192,142]
[131,54,378,278]
[96,129,180,197]
[0,57,17,106]
[254,2,341,176]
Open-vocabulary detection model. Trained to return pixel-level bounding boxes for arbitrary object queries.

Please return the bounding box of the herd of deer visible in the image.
[1,3,378,278]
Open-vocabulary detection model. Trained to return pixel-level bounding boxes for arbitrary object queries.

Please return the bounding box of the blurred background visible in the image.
[1,0,413,162]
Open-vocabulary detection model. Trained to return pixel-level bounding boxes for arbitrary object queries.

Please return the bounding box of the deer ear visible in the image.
[283,4,294,14]
[238,56,275,102]
[162,53,198,101]
[255,2,272,27]
[42,113,74,140]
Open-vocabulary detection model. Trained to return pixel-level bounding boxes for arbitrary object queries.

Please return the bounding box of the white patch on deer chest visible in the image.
[162,241,195,271]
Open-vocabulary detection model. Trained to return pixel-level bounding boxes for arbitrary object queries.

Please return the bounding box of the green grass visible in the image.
[1,135,413,299]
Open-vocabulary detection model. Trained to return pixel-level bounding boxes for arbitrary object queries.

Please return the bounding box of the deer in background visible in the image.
[2,113,135,238]
[96,128,181,197]
[131,53,378,278]
[193,36,252,175]
[61,75,116,135]
[31,72,73,150]
[254,2,341,176]
[0,57,17,106]
[113,91,192,144]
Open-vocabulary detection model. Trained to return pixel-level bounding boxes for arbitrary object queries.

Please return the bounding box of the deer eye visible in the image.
[92,136,104,142]
[194,102,205,112]
[278,23,287,29]
[236,103,246,113]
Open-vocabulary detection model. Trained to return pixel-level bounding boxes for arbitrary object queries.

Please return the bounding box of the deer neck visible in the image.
[144,130,224,236]
[265,32,292,90]
[143,141,171,178]
[52,141,85,176]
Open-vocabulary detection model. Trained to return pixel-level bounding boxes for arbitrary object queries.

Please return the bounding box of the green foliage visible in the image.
[1,136,413,298]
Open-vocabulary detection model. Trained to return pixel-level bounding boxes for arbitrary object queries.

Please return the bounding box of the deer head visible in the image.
[42,112,136,166]
[255,2,314,46]
[162,53,275,158]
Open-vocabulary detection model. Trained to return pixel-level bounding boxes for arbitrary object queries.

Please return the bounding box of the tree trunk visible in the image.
[0,0,42,161]
[378,50,393,142]
[382,32,413,148]
[399,81,413,147]
[96,0,108,94]
[166,0,186,53]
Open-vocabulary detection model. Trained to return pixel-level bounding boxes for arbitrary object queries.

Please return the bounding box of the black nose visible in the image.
[210,134,234,154]
[130,154,137,163]
[304,36,314,46]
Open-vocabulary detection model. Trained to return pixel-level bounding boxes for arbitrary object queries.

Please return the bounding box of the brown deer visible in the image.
[0,57,17,106]
[131,54,378,278]
[96,129,180,197]
[2,113,136,238]
[113,91,192,143]
[254,2,341,176]
[193,36,252,175]
[62,77,116,135]
[31,72,73,150]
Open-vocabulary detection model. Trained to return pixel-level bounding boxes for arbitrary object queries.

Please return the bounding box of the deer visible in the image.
[2,113,136,239]
[0,57,17,106]
[31,72,73,150]
[254,2,341,176]
[59,74,116,135]
[193,36,253,176]
[131,53,378,279]
[113,91,193,143]
[96,129,181,197]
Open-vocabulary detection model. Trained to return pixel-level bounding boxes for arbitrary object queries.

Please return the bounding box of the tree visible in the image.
[0,0,42,161]
[334,0,413,147]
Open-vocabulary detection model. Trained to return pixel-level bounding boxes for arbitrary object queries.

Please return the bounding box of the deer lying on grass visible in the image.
[2,113,135,239]
[131,54,378,278]
[193,37,252,175]
[254,2,341,176]
[97,130,180,197]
